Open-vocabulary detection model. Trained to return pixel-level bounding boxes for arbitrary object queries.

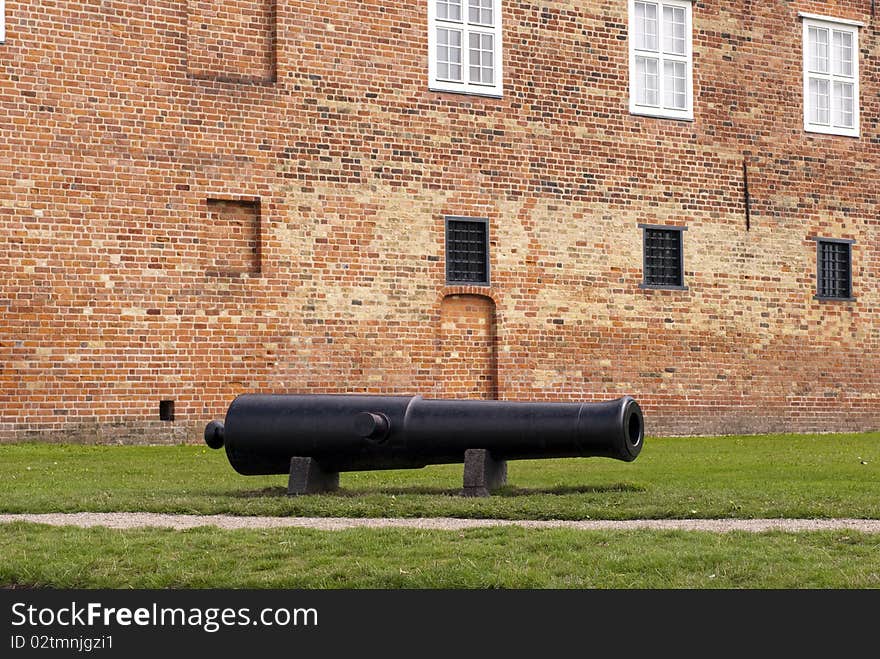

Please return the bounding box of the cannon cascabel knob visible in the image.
[204,420,225,449]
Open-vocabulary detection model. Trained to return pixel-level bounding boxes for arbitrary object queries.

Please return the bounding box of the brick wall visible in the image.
[0,1,877,443]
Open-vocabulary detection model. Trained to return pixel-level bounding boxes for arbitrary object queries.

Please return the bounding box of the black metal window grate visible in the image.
[446,218,489,285]
[642,227,683,288]
[817,240,852,299]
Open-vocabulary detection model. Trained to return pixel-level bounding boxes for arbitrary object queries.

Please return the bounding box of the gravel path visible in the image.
[2,513,880,533]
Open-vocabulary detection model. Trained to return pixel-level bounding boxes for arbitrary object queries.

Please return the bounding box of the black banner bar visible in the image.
[1,589,876,655]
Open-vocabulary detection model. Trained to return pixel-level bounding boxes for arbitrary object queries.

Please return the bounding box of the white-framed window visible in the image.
[629,0,694,121]
[428,0,503,98]
[800,13,862,138]
[1,0,6,43]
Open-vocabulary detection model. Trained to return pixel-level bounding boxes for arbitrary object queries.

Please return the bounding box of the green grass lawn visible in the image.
[0,433,878,519]
[1,523,879,589]
[2,433,879,589]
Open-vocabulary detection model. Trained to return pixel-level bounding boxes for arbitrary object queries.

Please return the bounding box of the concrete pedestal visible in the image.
[287,457,340,495]
[462,448,508,497]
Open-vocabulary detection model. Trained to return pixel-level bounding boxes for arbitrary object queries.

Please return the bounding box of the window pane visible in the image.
[437,0,462,22]
[818,241,851,299]
[468,32,494,85]
[809,77,829,125]
[437,28,463,81]
[662,5,686,55]
[644,228,683,287]
[447,219,489,284]
[635,2,658,51]
[663,60,686,110]
[468,0,493,26]
[636,56,659,106]
[833,81,854,128]
[808,26,829,73]
[832,30,853,77]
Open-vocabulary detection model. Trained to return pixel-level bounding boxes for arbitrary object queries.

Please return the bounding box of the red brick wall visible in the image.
[0,1,877,442]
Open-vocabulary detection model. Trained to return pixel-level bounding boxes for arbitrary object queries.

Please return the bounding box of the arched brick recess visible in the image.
[438,294,498,400]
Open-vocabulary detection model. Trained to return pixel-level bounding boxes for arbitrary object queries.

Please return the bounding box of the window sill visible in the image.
[814,295,856,302]
[630,108,694,122]
[805,126,860,139]
[446,280,491,287]
[429,85,503,99]
[639,284,689,291]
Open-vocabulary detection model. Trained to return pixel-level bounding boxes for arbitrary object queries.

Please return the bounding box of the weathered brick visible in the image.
[0,1,877,444]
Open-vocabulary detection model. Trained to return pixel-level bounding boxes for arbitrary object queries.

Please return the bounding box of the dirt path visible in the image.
[2,513,880,533]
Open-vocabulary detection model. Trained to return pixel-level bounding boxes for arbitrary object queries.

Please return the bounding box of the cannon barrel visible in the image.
[205,394,644,478]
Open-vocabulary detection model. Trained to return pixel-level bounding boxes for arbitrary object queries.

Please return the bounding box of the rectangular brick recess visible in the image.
[203,198,262,277]
[0,1,877,444]
[186,0,277,83]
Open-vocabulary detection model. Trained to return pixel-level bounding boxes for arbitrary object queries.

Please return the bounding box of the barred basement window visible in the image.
[814,238,855,300]
[639,224,687,289]
[428,0,503,97]
[800,13,862,137]
[446,217,489,285]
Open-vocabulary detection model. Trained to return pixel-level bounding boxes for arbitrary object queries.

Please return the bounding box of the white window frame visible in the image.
[800,13,862,138]
[628,0,695,121]
[1,0,6,43]
[428,0,503,98]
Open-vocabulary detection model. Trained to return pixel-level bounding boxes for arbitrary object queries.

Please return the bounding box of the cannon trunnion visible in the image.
[205,394,644,496]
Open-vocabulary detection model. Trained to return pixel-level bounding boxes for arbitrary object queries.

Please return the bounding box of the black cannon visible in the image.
[205,394,644,496]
